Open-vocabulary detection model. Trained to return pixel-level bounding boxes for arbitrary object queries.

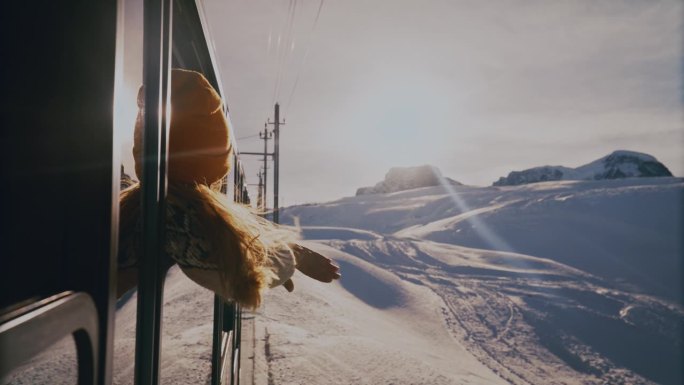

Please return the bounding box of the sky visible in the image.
[195,0,683,206]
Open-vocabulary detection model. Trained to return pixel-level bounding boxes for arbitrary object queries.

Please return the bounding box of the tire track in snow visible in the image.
[264,327,275,385]
[429,280,533,385]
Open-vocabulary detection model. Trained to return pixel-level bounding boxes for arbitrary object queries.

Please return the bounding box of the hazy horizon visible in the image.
[197,0,683,205]
[119,0,683,206]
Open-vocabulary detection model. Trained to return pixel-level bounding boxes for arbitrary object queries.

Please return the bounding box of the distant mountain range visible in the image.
[493,150,672,186]
[354,151,672,196]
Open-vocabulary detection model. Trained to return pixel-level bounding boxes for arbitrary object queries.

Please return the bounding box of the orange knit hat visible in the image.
[133,68,231,184]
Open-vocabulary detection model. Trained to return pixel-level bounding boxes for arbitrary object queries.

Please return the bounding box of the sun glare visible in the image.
[114,82,140,178]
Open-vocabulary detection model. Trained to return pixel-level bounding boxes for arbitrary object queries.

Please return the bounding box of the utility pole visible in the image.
[259,124,272,210]
[242,124,274,212]
[243,104,283,222]
[268,103,285,223]
[256,170,264,211]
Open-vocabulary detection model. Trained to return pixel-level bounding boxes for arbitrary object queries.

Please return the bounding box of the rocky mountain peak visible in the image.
[356,165,461,196]
[494,150,672,186]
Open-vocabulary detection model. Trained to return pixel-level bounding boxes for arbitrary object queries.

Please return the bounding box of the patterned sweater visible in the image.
[118,196,295,291]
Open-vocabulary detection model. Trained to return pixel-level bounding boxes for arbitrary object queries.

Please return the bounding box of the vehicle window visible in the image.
[112,0,143,384]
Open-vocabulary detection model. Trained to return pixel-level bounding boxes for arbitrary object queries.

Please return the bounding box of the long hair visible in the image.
[119,182,297,308]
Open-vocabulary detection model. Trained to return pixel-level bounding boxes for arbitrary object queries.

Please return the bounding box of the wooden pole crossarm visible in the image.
[240,152,275,157]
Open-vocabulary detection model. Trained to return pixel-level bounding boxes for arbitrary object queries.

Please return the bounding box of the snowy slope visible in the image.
[395,179,683,302]
[253,242,508,385]
[284,178,683,302]
[278,176,684,385]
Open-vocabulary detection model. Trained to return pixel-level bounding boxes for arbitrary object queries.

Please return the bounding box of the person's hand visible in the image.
[291,244,341,283]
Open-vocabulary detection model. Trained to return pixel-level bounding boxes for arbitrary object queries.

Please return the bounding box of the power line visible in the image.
[285,0,325,114]
[269,2,287,104]
[272,0,298,104]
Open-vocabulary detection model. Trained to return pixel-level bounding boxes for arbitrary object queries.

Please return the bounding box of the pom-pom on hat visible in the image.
[133,68,231,185]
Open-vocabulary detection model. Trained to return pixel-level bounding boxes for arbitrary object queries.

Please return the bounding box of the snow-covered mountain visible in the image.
[278,176,683,385]
[494,150,673,186]
[356,165,461,195]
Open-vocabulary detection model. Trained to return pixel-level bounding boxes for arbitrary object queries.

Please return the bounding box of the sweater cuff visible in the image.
[266,246,296,288]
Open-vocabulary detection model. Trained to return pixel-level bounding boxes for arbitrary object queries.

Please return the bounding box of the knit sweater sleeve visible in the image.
[178,245,295,301]
[265,245,296,288]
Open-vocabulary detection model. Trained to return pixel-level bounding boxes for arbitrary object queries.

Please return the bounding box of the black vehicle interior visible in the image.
[0,1,243,384]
